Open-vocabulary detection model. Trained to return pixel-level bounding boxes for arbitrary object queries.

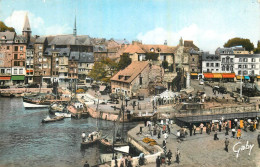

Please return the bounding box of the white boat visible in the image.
[55,112,71,118]
[42,116,64,123]
[23,101,50,108]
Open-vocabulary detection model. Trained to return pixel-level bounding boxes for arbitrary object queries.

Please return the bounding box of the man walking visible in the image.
[225,138,229,152]
[175,148,180,164]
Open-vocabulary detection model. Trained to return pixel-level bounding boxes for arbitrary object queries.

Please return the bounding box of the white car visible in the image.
[199,80,204,85]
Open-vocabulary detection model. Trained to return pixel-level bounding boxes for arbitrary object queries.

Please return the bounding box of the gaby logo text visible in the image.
[233,141,254,158]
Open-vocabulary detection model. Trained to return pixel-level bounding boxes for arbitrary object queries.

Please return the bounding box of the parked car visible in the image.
[199,79,204,85]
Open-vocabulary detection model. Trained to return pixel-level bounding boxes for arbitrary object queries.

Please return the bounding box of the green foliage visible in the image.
[145,52,159,61]
[88,62,108,81]
[118,53,132,70]
[0,21,15,32]
[162,60,168,69]
[224,37,254,51]
[101,57,118,70]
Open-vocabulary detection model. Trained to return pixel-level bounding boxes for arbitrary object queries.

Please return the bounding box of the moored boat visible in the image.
[55,112,71,118]
[41,116,64,123]
[81,131,102,147]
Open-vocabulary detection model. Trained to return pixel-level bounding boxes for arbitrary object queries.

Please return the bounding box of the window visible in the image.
[39,52,42,56]
[230,58,233,62]
[207,69,210,72]
[216,69,219,71]
[14,69,17,74]
[226,66,229,71]
[192,69,195,72]
[43,64,48,68]
[14,61,18,66]
[20,54,23,58]
[215,63,219,67]
[222,65,225,71]
[39,58,42,62]
[0,69,4,73]
[87,64,89,67]
[206,63,209,67]
[222,58,225,63]
[252,65,255,69]
[239,58,242,62]
[56,58,59,61]
[243,71,248,75]
[61,58,64,64]
[43,58,47,61]
[230,65,233,72]
[252,58,255,62]
[238,65,242,69]
[243,58,247,62]
[243,65,247,68]
[192,58,195,62]
[211,63,214,67]
[19,69,23,74]
[139,76,142,85]
[20,46,24,51]
[238,70,241,75]
[7,46,10,50]
[0,53,3,58]
[0,60,3,65]
[14,54,18,59]
[14,46,18,51]
[39,46,42,49]
[251,70,255,75]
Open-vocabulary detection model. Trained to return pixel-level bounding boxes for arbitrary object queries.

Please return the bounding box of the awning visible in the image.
[191,73,198,76]
[11,75,25,80]
[222,73,235,78]
[213,73,222,79]
[257,76,260,79]
[244,76,250,80]
[203,73,214,78]
[0,76,11,80]
[236,76,244,80]
[26,70,33,73]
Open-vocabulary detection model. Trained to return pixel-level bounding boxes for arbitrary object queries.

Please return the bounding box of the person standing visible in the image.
[214,131,219,140]
[219,121,222,132]
[189,123,193,136]
[81,132,86,142]
[225,138,229,152]
[156,156,161,167]
[225,123,229,136]
[167,149,172,165]
[84,161,90,167]
[232,127,236,138]
[237,128,241,139]
[200,123,204,134]
[193,124,196,135]
[175,148,180,164]
[167,124,171,134]
[158,128,161,139]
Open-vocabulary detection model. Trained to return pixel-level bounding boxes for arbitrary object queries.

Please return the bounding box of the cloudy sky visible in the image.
[0,0,259,53]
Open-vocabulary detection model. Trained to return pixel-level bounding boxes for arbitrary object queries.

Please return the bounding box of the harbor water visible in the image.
[0,97,138,167]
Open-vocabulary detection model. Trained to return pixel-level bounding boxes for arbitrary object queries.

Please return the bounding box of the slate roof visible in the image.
[44,47,70,56]
[235,54,260,58]
[215,47,234,55]
[202,53,220,61]
[14,35,27,43]
[35,37,46,44]
[23,13,31,32]
[184,40,199,50]
[114,39,130,45]
[93,45,107,52]
[0,31,15,41]
[79,52,94,63]
[110,61,149,83]
[48,35,91,46]
[69,51,80,60]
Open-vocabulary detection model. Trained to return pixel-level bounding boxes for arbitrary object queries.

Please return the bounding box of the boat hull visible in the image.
[42,116,64,123]
[55,112,71,118]
[23,101,50,108]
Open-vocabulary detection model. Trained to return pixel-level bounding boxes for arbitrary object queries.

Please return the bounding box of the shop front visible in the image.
[11,75,25,85]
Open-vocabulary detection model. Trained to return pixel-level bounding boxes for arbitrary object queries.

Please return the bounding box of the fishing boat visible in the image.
[49,102,68,115]
[67,101,89,119]
[81,131,102,147]
[23,95,51,108]
[0,92,15,98]
[41,115,64,123]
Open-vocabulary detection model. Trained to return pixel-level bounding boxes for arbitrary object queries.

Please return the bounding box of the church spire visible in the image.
[22,12,31,42]
[73,15,77,37]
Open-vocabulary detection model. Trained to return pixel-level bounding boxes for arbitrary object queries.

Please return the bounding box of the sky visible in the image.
[0,0,259,53]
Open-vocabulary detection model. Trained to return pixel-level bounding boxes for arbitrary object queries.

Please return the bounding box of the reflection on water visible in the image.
[0,97,138,167]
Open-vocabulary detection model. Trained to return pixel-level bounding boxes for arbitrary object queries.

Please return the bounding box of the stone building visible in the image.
[110,61,163,97]
[78,52,94,80]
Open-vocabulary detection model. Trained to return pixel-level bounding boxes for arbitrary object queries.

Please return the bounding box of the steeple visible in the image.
[179,37,183,46]
[22,12,31,42]
[73,15,77,37]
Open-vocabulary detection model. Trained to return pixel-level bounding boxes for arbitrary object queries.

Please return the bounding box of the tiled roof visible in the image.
[141,45,176,53]
[110,61,149,83]
[123,44,145,54]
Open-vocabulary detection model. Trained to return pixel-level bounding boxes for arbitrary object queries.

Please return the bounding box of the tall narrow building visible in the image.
[22,13,31,42]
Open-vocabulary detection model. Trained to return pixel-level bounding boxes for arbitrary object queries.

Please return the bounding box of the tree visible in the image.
[118,53,132,70]
[254,41,260,54]
[224,37,254,51]
[0,21,15,32]
[145,52,159,61]
[88,62,108,81]
[162,60,168,69]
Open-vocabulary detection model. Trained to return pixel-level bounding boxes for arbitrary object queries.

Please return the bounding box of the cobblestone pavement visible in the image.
[139,123,260,167]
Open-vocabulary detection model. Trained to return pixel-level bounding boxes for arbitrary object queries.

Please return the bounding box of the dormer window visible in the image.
[118,75,123,79]
[124,76,130,80]
[150,48,155,52]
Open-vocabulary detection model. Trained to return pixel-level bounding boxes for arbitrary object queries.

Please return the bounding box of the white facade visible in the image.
[234,55,260,76]
[202,54,221,73]
[220,54,235,73]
